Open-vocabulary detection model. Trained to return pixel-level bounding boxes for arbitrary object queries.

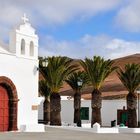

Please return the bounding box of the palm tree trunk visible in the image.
[44,97,50,124]
[127,93,137,128]
[91,89,102,127]
[74,92,81,127]
[50,93,61,126]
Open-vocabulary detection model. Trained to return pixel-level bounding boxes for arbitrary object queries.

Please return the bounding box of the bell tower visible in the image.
[9,14,38,60]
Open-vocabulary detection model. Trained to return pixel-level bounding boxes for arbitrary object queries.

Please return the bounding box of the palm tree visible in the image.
[117,63,140,128]
[65,71,88,127]
[39,80,50,124]
[39,57,50,124]
[80,56,116,127]
[44,56,78,126]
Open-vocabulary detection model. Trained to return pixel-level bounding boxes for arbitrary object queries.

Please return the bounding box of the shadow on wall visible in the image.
[33,65,38,75]
[38,99,44,122]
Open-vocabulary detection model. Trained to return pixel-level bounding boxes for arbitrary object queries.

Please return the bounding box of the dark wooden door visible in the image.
[0,86,9,131]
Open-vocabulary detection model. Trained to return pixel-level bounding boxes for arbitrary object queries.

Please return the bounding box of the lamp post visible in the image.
[137,88,140,127]
[77,79,83,127]
[39,58,49,124]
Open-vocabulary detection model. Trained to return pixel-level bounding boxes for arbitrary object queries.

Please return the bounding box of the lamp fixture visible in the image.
[77,79,83,87]
[42,59,48,67]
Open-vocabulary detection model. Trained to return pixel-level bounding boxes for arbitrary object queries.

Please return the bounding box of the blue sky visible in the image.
[42,10,140,42]
[0,0,140,59]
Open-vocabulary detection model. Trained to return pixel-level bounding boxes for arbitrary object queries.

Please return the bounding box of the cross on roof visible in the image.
[22,13,29,23]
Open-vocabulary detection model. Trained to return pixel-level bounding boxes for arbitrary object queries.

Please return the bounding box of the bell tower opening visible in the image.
[30,41,34,56]
[21,39,25,55]
[9,14,38,60]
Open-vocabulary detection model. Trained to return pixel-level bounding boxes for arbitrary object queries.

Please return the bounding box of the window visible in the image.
[21,39,25,55]
[80,107,89,120]
[30,41,34,56]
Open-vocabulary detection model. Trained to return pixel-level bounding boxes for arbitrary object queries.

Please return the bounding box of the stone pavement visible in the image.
[0,127,140,140]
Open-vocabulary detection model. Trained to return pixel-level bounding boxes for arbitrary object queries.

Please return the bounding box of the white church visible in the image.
[0,15,39,131]
[0,15,131,132]
[1,14,140,133]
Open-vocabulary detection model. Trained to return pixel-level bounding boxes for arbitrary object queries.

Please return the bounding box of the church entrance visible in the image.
[0,76,18,132]
[0,86,9,131]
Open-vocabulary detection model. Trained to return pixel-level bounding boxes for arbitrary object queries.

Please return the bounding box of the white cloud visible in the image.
[115,0,140,32]
[39,34,140,59]
[0,0,139,59]
[35,0,121,24]
[0,0,122,40]
[0,0,122,24]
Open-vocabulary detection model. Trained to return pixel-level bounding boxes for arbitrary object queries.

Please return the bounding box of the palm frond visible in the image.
[80,56,116,89]
[117,63,140,93]
[41,56,78,93]
[66,71,89,92]
[39,80,50,98]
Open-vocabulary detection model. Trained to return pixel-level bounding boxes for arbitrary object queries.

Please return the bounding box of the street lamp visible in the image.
[136,88,140,127]
[42,59,48,67]
[37,58,48,71]
[77,79,83,87]
[77,79,83,127]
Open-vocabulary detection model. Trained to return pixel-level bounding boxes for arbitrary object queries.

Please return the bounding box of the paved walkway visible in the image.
[0,127,140,140]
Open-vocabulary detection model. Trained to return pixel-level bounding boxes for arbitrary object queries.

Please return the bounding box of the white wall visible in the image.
[102,100,126,126]
[0,52,39,128]
[61,100,126,126]
[38,98,44,120]
[38,98,132,126]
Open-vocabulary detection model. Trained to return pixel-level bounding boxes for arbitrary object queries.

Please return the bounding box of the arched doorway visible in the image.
[0,76,18,131]
[0,86,9,131]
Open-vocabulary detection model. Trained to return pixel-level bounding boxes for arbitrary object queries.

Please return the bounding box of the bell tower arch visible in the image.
[9,14,38,60]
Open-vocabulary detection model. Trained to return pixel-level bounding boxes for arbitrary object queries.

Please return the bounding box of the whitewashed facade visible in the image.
[0,15,39,131]
[38,98,140,127]
[38,99,125,126]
